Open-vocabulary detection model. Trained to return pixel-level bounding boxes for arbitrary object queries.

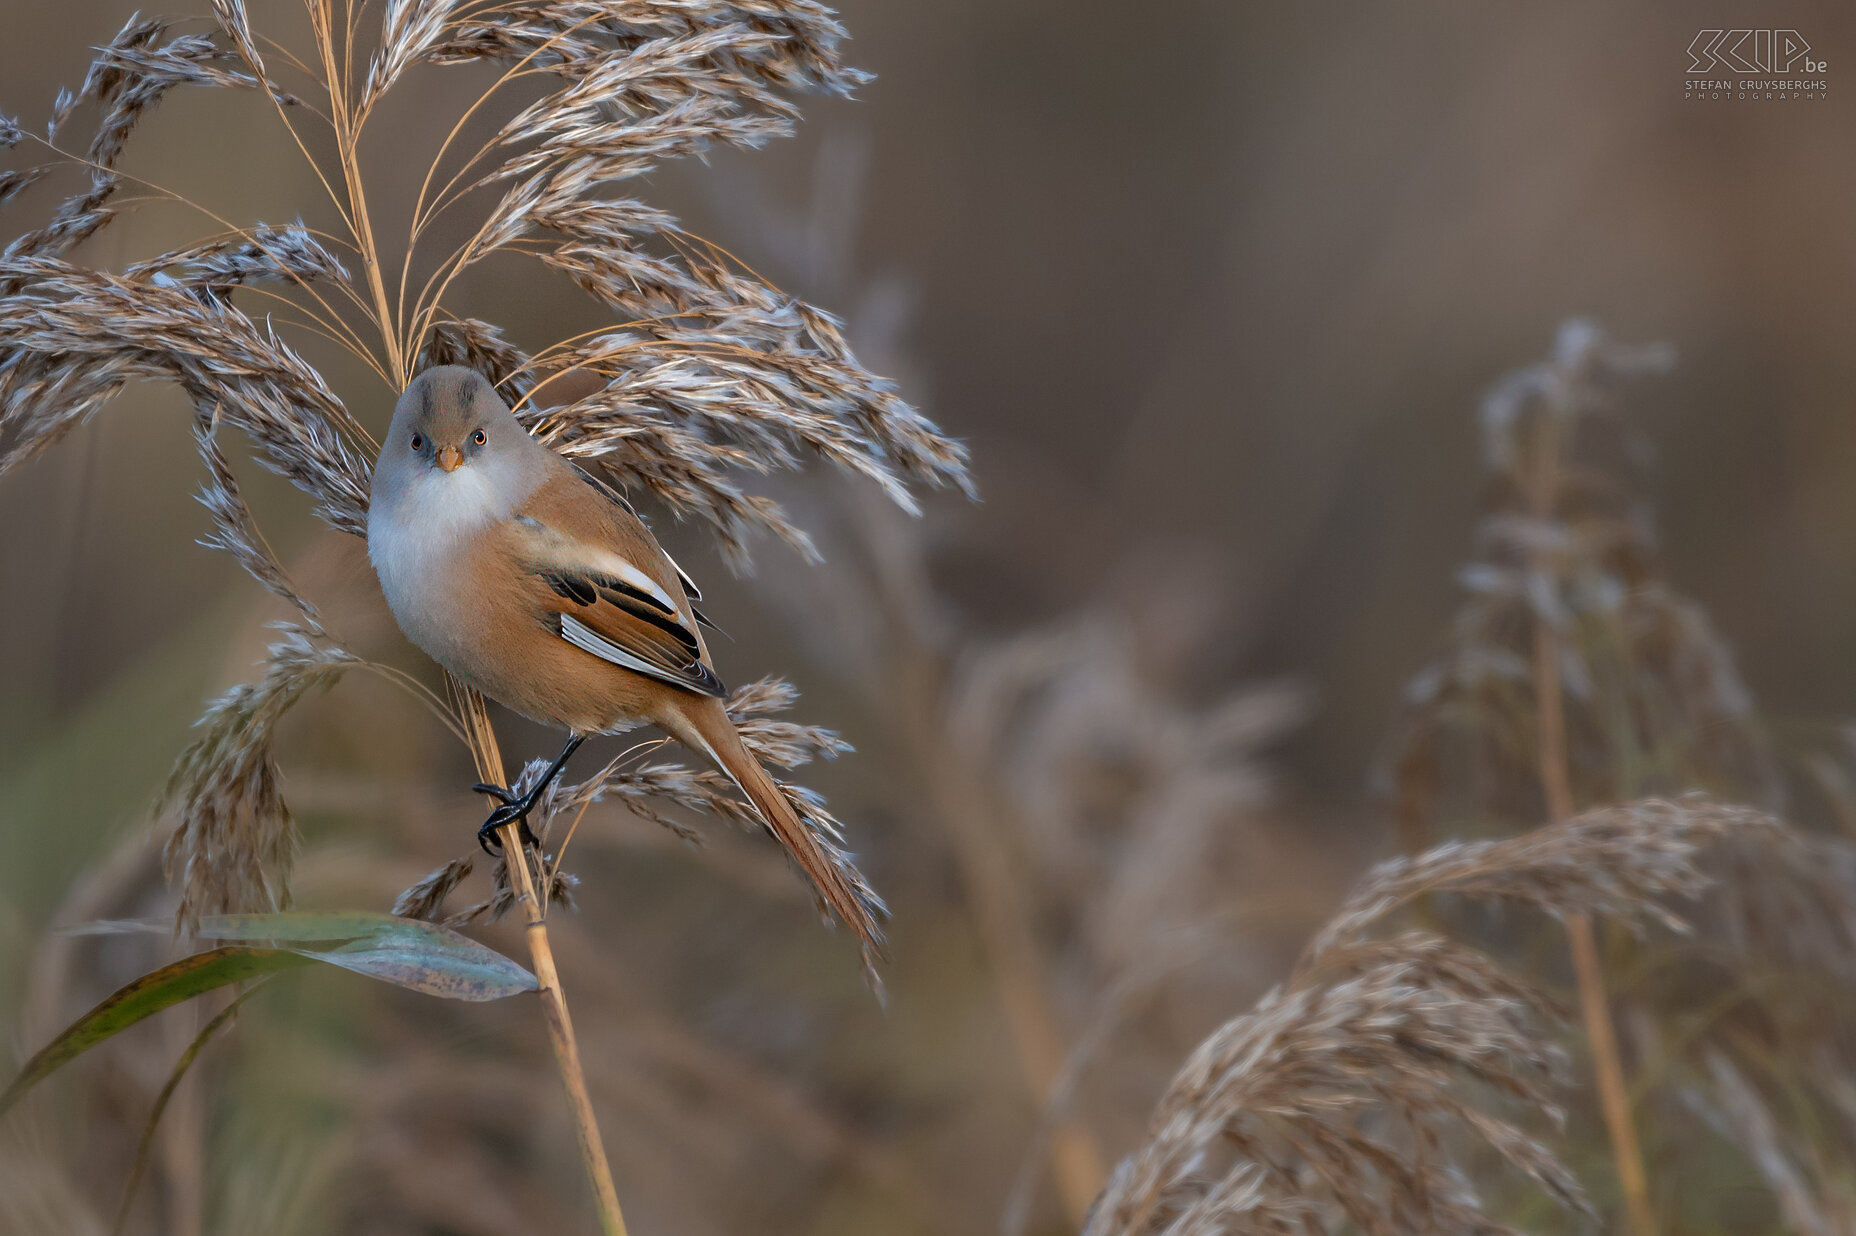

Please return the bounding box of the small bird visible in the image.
[368,365,872,944]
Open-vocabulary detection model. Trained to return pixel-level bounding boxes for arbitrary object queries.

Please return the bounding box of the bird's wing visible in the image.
[570,461,716,628]
[510,474,725,698]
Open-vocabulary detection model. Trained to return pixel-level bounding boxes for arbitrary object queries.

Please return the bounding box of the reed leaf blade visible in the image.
[0,945,312,1117]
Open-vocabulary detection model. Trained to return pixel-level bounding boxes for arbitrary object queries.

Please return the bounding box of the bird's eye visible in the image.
[473,429,487,446]
[410,434,424,452]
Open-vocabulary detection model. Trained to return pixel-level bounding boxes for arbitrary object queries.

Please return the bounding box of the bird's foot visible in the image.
[474,785,542,855]
[469,736,584,857]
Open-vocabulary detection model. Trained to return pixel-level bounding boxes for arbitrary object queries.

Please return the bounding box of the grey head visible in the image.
[378,365,531,481]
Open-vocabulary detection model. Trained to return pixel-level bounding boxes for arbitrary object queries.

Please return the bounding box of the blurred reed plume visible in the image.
[742,472,1315,1231]
[678,133,1326,1230]
[1382,319,1773,844]
[1085,796,1785,1236]
[1082,322,1856,1236]
[0,0,967,1229]
[1370,320,1856,1231]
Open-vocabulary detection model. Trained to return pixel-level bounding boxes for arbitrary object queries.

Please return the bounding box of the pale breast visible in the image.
[368,459,530,676]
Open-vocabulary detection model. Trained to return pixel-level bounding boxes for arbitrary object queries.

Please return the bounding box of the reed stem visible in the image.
[898,651,1106,1228]
[308,0,406,384]
[459,687,629,1236]
[1526,410,1655,1236]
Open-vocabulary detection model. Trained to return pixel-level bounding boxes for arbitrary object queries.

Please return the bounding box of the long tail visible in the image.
[661,696,884,956]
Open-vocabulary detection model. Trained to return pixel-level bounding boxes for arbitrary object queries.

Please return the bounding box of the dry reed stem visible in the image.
[1371,318,1856,1230]
[796,492,1112,1223]
[314,5,405,385]
[459,686,628,1236]
[1526,397,1654,1236]
[896,648,1107,1227]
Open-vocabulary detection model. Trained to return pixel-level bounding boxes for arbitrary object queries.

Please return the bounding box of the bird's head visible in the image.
[369,364,550,553]
[384,365,521,479]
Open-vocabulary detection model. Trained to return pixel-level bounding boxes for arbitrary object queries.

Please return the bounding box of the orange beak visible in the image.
[436,444,463,473]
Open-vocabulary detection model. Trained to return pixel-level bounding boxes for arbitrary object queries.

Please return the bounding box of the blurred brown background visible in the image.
[2,2,1853,1233]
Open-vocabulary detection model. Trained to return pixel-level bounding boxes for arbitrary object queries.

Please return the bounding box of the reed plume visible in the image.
[1371,319,1856,1232]
[0,1,967,1228]
[0,0,966,941]
[1080,322,1856,1236]
[1382,321,1772,846]
[1086,796,1783,1236]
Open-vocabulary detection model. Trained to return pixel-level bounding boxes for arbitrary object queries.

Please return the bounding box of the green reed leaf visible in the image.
[3,913,539,1118]
[73,910,541,1001]
[112,978,271,1236]
[189,910,538,1000]
[0,946,311,1117]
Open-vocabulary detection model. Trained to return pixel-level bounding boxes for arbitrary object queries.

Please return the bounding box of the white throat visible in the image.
[367,449,543,619]
[415,461,509,536]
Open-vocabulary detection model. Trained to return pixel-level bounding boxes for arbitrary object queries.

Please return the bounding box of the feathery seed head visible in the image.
[1091,797,1786,1236]
[0,0,958,936]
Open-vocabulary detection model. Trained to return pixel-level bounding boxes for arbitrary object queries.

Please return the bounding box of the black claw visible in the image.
[472,782,519,805]
[476,805,540,855]
[473,783,527,855]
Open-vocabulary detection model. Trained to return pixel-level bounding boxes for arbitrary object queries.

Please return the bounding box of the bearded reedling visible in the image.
[368,366,875,947]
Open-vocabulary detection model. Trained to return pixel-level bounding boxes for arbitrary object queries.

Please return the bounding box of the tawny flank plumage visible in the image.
[369,366,874,948]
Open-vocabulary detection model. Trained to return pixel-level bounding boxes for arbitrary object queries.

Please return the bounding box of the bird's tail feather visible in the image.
[664,698,886,958]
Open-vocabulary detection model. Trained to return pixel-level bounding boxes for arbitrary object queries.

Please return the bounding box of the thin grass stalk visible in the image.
[112,981,271,1236]
[1527,407,1655,1236]
[459,685,628,1236]
[309,0,404,382]
[897,650,1105,1227]
[323,13,614,1220]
